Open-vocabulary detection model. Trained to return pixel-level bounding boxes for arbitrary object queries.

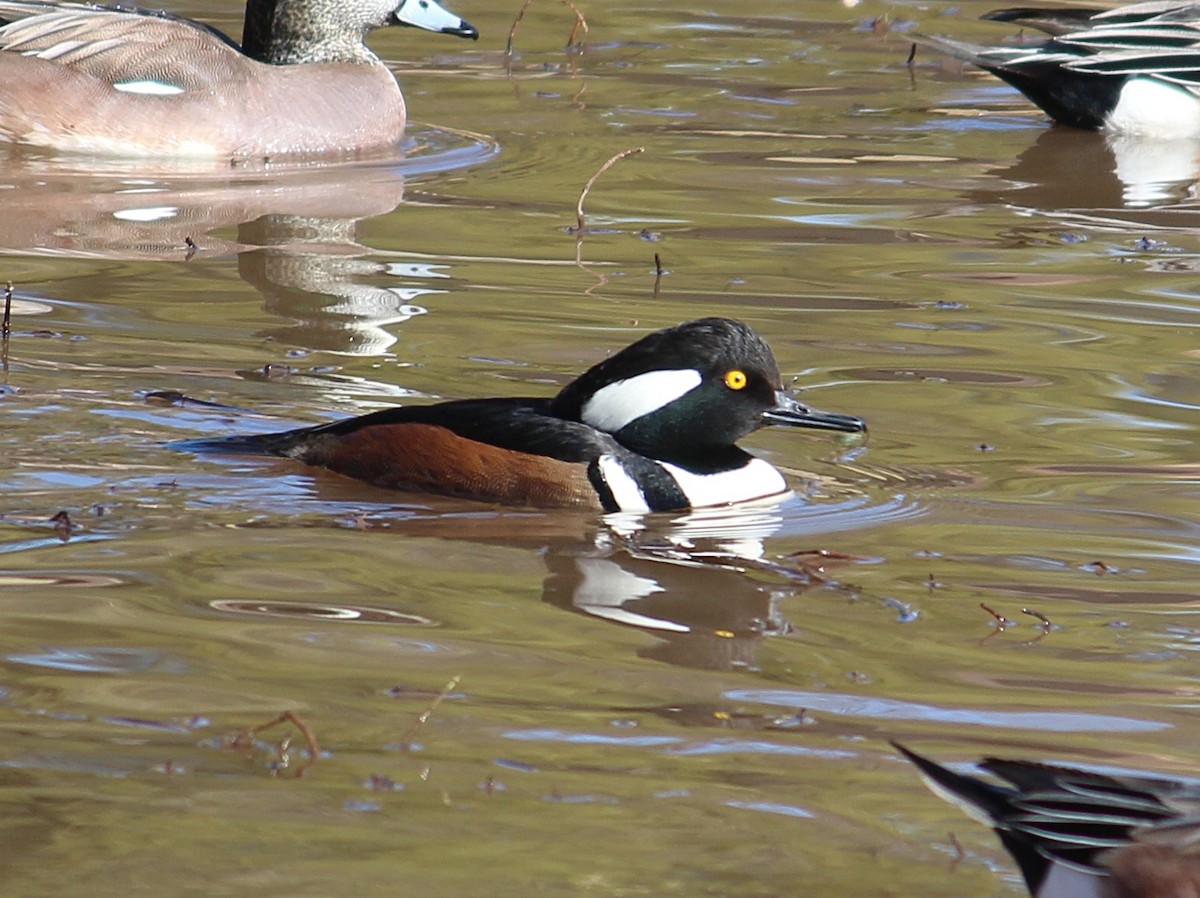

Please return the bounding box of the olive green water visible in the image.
[1,1,1198,895]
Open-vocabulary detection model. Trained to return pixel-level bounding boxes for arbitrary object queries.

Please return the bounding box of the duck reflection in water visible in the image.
[0,136,497,353]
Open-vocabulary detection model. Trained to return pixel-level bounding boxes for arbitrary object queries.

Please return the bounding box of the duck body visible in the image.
[920,1,1200,137]
[0,0,478,158]
[894,742,1200,898]
[178,318,867,513]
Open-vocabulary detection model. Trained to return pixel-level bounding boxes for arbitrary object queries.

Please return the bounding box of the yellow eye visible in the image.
[724,369,748,390]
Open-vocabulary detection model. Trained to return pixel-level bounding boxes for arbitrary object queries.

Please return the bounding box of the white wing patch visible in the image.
[660,458,788,508]
[113,80,186,96]
[581,368,702,433]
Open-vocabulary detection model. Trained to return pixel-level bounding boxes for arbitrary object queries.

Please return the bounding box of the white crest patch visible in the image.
[660,458,788,509]
[113,80,186,96]
[581,369,702,433]
[596,455,650,513]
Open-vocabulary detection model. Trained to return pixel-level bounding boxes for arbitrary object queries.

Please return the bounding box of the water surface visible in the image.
[2,1,1199,895]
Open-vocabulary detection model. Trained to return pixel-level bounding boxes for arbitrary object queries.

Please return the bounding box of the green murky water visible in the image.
[2,1,1198,895]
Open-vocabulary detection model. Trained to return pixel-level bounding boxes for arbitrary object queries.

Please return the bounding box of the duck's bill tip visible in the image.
[764,393,867,434]
[394,0,479,39]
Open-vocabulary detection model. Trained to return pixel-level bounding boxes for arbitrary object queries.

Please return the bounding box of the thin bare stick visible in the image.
[1022,607,1052,629]
[560,0,589,47]
[507,0,535,56]
[507,0,590,56]
[1,281,11,373]
[398,674,461,751]
[228,710,321,777]
[573,146,645,233]
[980,602,1012,628]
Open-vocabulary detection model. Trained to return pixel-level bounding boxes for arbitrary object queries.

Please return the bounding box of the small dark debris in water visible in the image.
[1084,560,1116,575]
[906,43,916,66]
[948,831,965,864]
[1135,237,1164,251]
[927,572,941,590]
[50,510,75,540]
[29,330,62,338]
[1059,232,1087,244]
[364,773,404,792]
[637,229,662,242]
[847,671,871,684]
[263,363,296,379]
[934,300,966,310]
[184,236,198,260]
[916,549,942,558]
[980,602,1012,628]
[285,349,310,359]
[480,776,506,794]
[1022,607,1053,630]
[0,384,16,396]
[653,252,665,276]
[977,443,995,452]
[151,760,185,776]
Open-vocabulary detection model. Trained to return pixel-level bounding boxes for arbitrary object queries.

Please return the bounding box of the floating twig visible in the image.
[979,602,1012,628]
[507,0,589,57]
[227,710,320,778]
[652,252,664,300]
[1,281,11,373]
[1022,607,1052,629]
[572,146,645,233]
[398,674,461,752]
[906,43,917,66]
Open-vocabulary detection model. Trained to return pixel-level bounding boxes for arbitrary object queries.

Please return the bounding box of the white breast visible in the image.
[1106,77,1200,139]
[661,458,789,508]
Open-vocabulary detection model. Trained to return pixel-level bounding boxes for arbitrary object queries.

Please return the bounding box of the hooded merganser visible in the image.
[919,1,1200,137]
[178,317,866,513]
[893,742,1200,898]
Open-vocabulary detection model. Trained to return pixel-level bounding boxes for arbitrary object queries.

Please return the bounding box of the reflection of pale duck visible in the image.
[895,742,1200,898]
[179,318,866,512]
[0,0,477,158]
[920,2,1200,138]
